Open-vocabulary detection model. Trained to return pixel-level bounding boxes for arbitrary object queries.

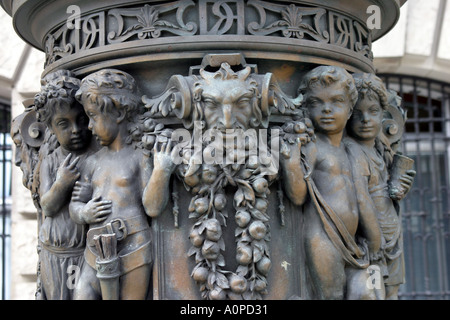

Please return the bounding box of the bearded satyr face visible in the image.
[198,64,260,132]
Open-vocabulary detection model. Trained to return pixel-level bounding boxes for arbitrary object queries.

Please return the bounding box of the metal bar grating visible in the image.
[380,74,450,300]
[0,101,11,300]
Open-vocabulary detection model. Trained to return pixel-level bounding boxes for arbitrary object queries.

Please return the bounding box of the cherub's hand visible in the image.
[153,141,177,174]
[56,153,80,186]
[280,138,302,161]
[72,180,93,203]
[81,196,112,224]
[279,120,313,161]
[390,169,416,200]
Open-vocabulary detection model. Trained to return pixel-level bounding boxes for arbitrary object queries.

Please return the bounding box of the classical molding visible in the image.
[42,0,374,73]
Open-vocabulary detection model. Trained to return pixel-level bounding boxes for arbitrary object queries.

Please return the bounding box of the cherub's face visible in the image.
[12,130,23,168]
[50,104,91,152]
[347,95,383,142]
[83,100,119,146]
[201,79,254,131]
[306,82,352,135]
[12,131,31,187]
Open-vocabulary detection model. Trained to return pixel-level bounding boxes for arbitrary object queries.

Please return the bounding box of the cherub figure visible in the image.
[280,66,382,299]
[33,69,97,299]
[345,73,415,299]
[69,69,176,300]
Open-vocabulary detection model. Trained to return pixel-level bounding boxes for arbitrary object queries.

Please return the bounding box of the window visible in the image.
[0,100,11,300]
[380,74,450,299]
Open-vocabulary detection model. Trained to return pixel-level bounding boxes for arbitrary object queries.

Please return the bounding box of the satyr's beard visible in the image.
[208,121,248,133]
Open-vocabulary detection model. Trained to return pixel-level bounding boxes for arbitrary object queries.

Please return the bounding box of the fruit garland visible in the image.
[135,115,271,300]
[136,113,314,300]
[177,119,313,300]
[177,132,277,300]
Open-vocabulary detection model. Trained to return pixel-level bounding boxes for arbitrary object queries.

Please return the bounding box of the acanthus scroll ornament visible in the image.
[248,1,330,42]
[107,2,198,43]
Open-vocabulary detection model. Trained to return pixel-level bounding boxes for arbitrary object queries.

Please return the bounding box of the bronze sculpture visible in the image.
[280,66,382,299]
[345,73,415,299]
[11,60,414,300]
[10,59,415,301]
[5,0,411,300]
[68,69,176,299]
[33,70,98,300]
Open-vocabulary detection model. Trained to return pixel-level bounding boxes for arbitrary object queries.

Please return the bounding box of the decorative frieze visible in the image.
[44,0,373,69]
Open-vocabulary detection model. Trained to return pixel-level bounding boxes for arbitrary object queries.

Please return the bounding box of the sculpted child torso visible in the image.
[305,136,359,235]
[86,146,150,227]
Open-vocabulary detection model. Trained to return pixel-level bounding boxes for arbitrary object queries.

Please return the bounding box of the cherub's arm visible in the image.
[142,142,176,218]
[40,153,80,217]
[68,158,111,225]
[69,195,112,225]
[280,140,315,206]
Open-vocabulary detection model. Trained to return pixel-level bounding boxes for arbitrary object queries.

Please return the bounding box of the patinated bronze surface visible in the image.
[4,0,413,300]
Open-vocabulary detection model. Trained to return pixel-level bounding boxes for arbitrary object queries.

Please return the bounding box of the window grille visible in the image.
[380,74,450,300]
[0,100,11,300]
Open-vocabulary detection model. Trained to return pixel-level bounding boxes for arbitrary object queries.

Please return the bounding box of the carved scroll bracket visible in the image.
[142,53,303,130]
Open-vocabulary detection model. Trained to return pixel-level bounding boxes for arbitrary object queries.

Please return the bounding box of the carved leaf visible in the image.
[253,240,266,253]
[250,208,270,222]
[277,96,285,114]
[188,196,197,212]
[198,220,207,235]
[300,23,319,35]
[218,238,225,251]
[188,246,199,257]
[189,211,202,219]
[161,100,171,117]
[216,254,226,267]
[138,5,159,28]
[242,183,256,204]
[253,246,263,263]
[207,272,216,290]
[236,265,248,276]
[235,179,256,205]
[234,188,245,208]
[142,87,176,116]
[195,250,203,263]
[155,20,182,30]
[216,272,229,289]
[282,4,302,27]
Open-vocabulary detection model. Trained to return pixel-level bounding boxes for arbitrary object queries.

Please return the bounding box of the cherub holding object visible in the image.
[70,69,176,300]
[345,73,415,299]
[280,66,382,299]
